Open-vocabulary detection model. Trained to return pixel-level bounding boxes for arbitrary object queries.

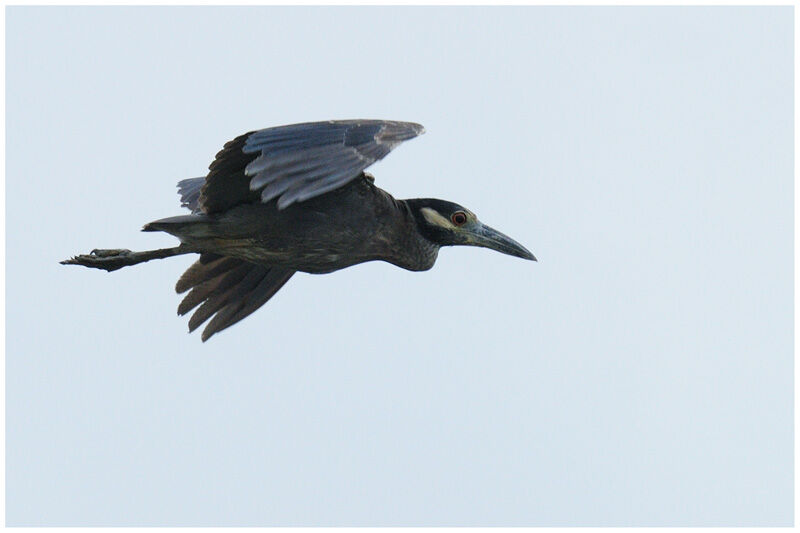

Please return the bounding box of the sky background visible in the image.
[6,6,793,526]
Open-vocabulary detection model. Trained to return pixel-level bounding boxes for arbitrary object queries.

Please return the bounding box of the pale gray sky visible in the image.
[7,6,793,526]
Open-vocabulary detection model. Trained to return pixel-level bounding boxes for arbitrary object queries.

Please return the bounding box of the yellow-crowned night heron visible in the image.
[62,120,536,341]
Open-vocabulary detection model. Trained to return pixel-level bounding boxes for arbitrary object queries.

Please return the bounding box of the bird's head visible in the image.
[406,199,536,261]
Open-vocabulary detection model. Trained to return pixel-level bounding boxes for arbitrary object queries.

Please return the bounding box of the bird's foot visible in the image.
[61,249,134,272]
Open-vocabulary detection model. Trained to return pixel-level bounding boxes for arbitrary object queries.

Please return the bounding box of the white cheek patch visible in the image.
[420,207,455,229]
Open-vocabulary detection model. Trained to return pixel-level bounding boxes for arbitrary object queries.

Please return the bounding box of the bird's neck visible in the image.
[386,199,440,272]
[355,182,440,272]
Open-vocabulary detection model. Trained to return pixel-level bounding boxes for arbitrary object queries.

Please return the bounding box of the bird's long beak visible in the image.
[467,222,537,261]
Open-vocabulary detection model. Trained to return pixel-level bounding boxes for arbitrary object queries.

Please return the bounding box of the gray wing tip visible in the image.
[410,122,426,135]
[389,120,425,134]
[404,122,425,138]
[376,120,426,144]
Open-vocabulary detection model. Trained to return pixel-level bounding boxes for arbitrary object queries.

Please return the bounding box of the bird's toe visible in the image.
[90,248,132,258]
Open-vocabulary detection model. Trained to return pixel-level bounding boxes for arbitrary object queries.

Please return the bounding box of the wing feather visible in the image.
[189,119,423,213]
[175,255,295,341]
[177,177,205,213]
[188,266,264,332]
[180,262,252,318]
[201,268,294,342]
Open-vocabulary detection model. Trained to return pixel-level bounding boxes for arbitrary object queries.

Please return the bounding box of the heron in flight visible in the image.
[62,120,536,341]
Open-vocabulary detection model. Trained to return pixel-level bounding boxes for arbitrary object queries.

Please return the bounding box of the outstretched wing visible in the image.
[176,253,294,341]
[194,120,424,213]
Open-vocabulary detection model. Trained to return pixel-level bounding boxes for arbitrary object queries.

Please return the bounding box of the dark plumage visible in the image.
[62,120,535,341]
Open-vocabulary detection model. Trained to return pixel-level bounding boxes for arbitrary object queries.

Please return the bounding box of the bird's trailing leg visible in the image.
[61,244,195,272]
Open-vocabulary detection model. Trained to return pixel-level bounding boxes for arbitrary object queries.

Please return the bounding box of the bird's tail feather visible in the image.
[142,214,211,239]
[176,253,295,341]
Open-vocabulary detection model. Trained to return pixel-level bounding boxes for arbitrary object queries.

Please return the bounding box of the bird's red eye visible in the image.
[451,211,468,226]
